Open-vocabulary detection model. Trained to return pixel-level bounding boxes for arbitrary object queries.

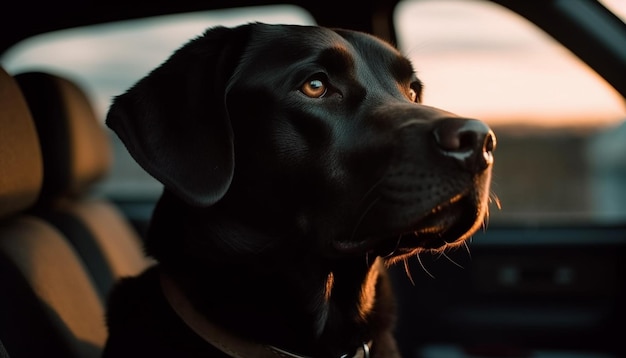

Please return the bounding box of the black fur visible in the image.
[103,23,495,357]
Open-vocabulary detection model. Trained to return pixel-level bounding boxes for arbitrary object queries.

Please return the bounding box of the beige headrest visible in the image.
[16,72,112,201]
[0,68,43,218]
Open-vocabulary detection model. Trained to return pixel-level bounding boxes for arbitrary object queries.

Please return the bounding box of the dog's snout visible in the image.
[433,118,496,173]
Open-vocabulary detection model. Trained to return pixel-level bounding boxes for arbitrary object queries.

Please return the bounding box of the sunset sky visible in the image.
[395,0,626,128]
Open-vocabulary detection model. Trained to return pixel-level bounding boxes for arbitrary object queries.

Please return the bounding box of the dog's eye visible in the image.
[408,88,418,103]
[409,80,423,103]
[301,78,328,98]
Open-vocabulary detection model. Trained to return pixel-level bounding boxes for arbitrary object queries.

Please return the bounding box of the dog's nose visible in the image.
[433,118,496,173]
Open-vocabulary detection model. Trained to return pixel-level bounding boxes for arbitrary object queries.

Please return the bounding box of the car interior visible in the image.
[1,0,625,357]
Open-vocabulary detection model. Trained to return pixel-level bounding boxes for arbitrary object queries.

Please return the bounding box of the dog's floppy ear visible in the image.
[106,25,251,206]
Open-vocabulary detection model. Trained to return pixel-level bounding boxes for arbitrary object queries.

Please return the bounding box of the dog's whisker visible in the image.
[482,208,491,232]
[463,241,472,260]
[403,258,415,286]
[489,191,502,210]
[349,175,389,242]
[357,175,388,206]
[441,252,464,269]
[350,196,381,242]
[416,252,435,279]
[382,235,402,258]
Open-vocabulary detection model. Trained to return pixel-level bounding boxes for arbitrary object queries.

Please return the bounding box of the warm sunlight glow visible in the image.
[395,0,625,128]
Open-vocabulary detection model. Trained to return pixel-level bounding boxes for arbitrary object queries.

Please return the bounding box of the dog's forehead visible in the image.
[235,24,414,82]
[333,28,415,78]
[246,24,357,55]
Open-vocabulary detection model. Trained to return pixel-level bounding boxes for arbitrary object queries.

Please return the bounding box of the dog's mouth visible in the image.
[333,193,484,258]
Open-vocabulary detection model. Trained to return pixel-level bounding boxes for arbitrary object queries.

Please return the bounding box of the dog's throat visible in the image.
[160,272,371,358]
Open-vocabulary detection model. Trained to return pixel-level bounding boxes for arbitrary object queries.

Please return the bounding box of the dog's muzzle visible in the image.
[333,113,496,258]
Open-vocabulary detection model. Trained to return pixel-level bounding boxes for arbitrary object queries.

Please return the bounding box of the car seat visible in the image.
[0,66,106,357]
[14,71,153,300]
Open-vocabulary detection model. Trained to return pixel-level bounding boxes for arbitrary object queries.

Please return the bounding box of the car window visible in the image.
[1,5,316,200]
[394,0,626,224]
[600,0,626,21]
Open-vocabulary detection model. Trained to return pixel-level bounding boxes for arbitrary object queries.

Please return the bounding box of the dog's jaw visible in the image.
[331,169,493,263]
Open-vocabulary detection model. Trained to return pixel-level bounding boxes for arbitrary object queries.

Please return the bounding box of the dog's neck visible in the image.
[147,193,394,357]
[160,256,385,357]
[161,271,372,358]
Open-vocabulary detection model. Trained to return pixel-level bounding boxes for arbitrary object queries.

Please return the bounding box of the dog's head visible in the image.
[107,23,495,265]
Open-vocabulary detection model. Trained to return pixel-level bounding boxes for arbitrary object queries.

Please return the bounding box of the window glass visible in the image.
[394,0,626,223]
[600,0,626,21]
[1,5,316,199]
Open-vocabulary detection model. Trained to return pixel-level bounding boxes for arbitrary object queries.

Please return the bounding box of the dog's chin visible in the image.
[332,193,488,262]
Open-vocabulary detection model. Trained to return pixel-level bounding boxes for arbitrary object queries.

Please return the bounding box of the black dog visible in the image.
[103,23,495,358]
